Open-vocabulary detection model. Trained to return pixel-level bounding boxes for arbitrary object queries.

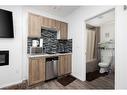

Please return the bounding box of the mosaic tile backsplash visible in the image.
[27,29,72,54]
[57,39,72,53]
[41,29,58,53]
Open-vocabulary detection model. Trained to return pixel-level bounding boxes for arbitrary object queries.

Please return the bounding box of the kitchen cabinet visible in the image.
[29,57,45,86]
[51,19,56,28]
[28,13,41,37]
[47,18,56,28]
[58,55,65,76]
[28,13,68,38]
[42,17,49,27]
[58,54,72,76]
[55,20,61,31]
[42,17,56,29]
[64,54,72,74]
[60,22,68,39]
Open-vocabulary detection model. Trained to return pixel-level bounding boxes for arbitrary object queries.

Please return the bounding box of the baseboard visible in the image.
[71,72,86,81]
[2,80,28,89]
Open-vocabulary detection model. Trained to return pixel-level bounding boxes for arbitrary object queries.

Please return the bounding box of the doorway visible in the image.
[85,9,115,88]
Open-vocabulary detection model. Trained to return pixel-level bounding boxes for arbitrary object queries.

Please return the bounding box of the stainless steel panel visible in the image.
[53,60,58,76]
[45,57,58,80]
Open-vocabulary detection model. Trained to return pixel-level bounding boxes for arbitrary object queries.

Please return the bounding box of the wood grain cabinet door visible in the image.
[55,21,61,31]
[58,54,72,76]
[60,22,68,39]
[42,17,50,27]
[29,57,45,86]
[51,19,56,28]
[64,54,72,74]
[47,18,56,28]
[58,55,65,76]
[28,13,41,37]
[42,17,56,29]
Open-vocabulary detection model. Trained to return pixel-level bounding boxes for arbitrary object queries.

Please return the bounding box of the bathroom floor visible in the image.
[86,70,109,81]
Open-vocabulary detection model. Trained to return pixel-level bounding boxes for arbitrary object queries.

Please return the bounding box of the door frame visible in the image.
[84,8,115,81]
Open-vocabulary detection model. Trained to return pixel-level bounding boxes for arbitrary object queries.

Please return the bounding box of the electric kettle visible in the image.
[32,40,39,47]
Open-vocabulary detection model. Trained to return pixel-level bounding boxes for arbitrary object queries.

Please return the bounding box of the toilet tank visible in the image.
[101,55,112,63]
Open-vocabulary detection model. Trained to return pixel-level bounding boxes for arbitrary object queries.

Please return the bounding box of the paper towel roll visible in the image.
[40,38,43,47]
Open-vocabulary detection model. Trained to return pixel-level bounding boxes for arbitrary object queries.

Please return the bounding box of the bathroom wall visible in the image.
[100,20,115,71]
[100,21,115,42]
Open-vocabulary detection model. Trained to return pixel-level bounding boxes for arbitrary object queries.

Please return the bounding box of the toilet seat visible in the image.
[98,62,110,67]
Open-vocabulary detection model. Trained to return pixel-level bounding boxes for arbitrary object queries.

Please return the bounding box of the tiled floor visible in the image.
[28,73,114,89]
[3,73,114,90]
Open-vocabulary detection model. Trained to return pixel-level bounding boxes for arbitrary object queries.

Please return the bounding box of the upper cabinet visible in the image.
[55,20,61,31]
[51,19,56,28]
[41,17,56,29]
[42,17,49,27]
[28,13,42,37]
[28,13,68,39]
[60,22,68,39]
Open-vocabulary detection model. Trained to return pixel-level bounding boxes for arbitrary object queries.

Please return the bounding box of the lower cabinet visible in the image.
[58,54,72,76]
[29,57,45,86]
[28,54,72,86]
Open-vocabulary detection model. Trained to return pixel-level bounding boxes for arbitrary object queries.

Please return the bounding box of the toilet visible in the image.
[98,55,112,73]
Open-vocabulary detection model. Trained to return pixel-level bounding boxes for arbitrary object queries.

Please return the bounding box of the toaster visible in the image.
[30,47,43,54]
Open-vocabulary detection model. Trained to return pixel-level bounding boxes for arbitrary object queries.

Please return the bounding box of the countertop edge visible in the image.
[28,53,72,58]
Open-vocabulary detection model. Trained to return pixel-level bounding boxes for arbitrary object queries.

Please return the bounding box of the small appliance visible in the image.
[32,40,39,47]
[30,47,42,54]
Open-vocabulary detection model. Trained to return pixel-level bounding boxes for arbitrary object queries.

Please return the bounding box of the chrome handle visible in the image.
[53,60,58,76]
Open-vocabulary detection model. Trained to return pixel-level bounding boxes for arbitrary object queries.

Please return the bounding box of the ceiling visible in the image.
[29,6,80,17]
[86,10,115,26]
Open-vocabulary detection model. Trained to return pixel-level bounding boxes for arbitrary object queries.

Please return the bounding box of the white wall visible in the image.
[0,6,23,88]
[0,6,66,88]
[100,21,115,70]
[100,21,115,42]
[115,6,127,89]
[66,5,127,89]
[65,6,114,81]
